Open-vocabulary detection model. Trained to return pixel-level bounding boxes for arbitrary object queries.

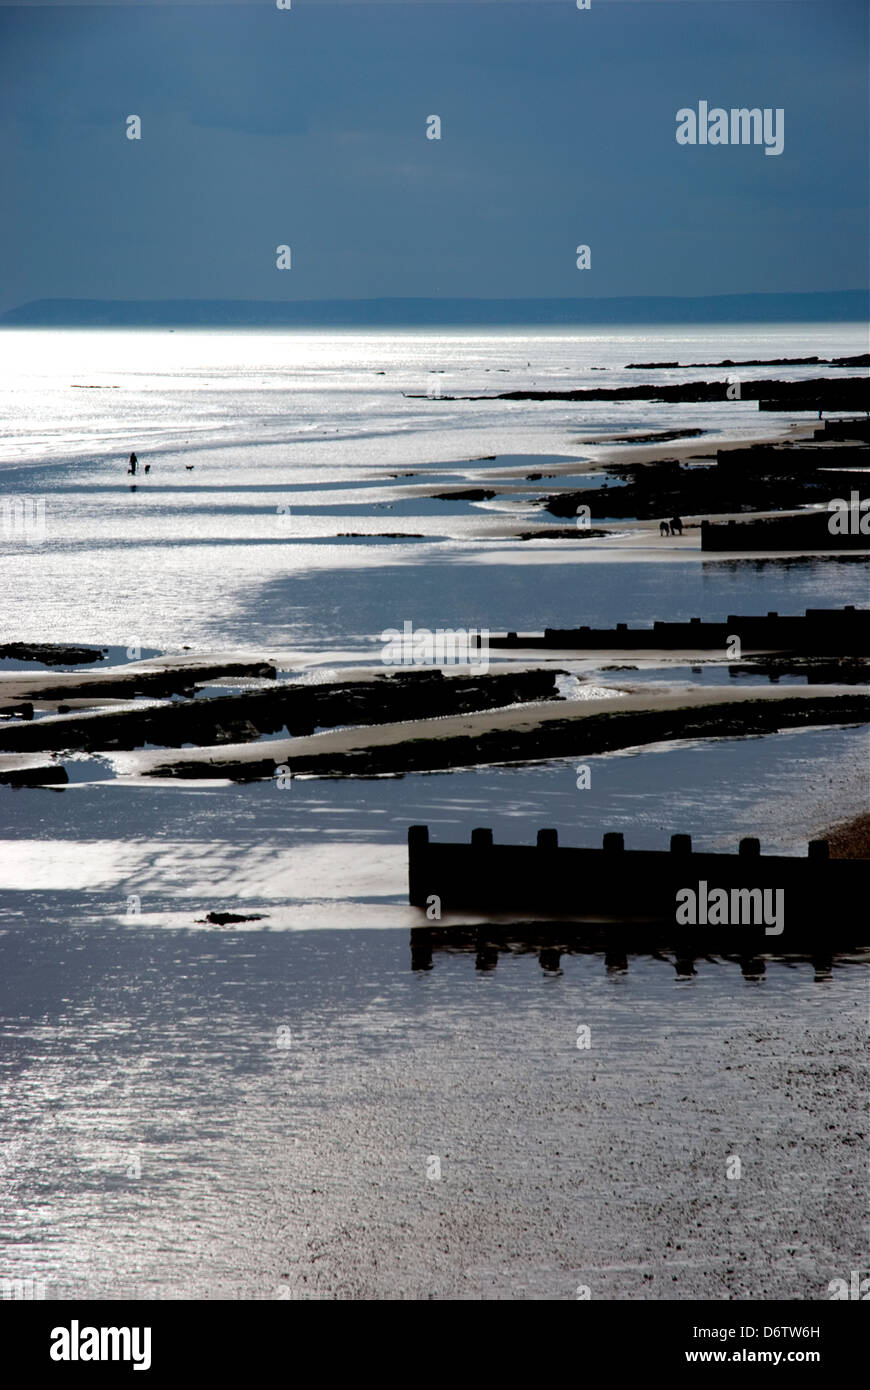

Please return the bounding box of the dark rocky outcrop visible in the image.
[196,911,268,925]
[0,667,562,755]
[142,693,870,781]
[446,376,869,412]
[0,661,277,708]
[0,643,106,666]
[545,442,868,521]
[431,489,496,501]
[626,354,870,370]
[0,762,67,786]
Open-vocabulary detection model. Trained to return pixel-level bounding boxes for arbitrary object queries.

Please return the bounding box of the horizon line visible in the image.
[5,289,869,309]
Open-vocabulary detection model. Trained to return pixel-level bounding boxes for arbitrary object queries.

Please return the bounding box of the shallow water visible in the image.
[1,723,866,931]
[1,326,867,1302]
[1,325,867,651]
[3,324,866,465]
[0,924,863,1300]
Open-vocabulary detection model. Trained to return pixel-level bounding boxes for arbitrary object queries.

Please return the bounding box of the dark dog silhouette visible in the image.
[659,521,670,536]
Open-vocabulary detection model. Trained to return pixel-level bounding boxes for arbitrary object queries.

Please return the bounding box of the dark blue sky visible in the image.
[0,0,866,311]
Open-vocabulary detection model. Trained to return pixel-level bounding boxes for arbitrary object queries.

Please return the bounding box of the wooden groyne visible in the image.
[700,514,869,551]
[715,443,868,474]
[756,381,869,413]
[479,606,869,653]
[814,417,870,443]
[408,826,868,948]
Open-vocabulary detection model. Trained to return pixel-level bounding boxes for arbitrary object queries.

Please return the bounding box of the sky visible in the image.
[0,0,867,312]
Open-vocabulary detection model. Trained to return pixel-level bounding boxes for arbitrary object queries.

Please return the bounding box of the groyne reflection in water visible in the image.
[409,927,862,983]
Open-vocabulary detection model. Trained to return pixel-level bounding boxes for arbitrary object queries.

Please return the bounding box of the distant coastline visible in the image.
[1,290,868,328]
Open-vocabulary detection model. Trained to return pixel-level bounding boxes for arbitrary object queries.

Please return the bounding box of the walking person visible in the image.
[128,451,138,475]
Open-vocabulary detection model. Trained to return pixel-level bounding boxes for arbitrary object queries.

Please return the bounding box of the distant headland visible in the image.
[1,290,867,328]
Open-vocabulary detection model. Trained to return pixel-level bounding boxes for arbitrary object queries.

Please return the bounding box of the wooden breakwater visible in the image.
[478,606,869,653]
[700,514,869,551]
[814,417,870,443]
[715,443,868,474]
[756,381,869,413]
[408,827,868,949]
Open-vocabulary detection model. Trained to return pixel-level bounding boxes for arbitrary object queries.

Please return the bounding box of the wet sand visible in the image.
[259,954,866,1302]
[2,925,861,1301]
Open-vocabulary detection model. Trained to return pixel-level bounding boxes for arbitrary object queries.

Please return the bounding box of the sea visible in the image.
[0,323,867,1299]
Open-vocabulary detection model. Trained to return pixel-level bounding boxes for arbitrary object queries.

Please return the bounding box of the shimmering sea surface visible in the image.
[1,325,867,1300]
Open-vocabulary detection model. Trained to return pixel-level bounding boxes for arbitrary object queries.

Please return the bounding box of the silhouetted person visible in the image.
[659,520,670,537]
[475,944,499,972]
[128,452,137,475]
[670,515,683,536]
